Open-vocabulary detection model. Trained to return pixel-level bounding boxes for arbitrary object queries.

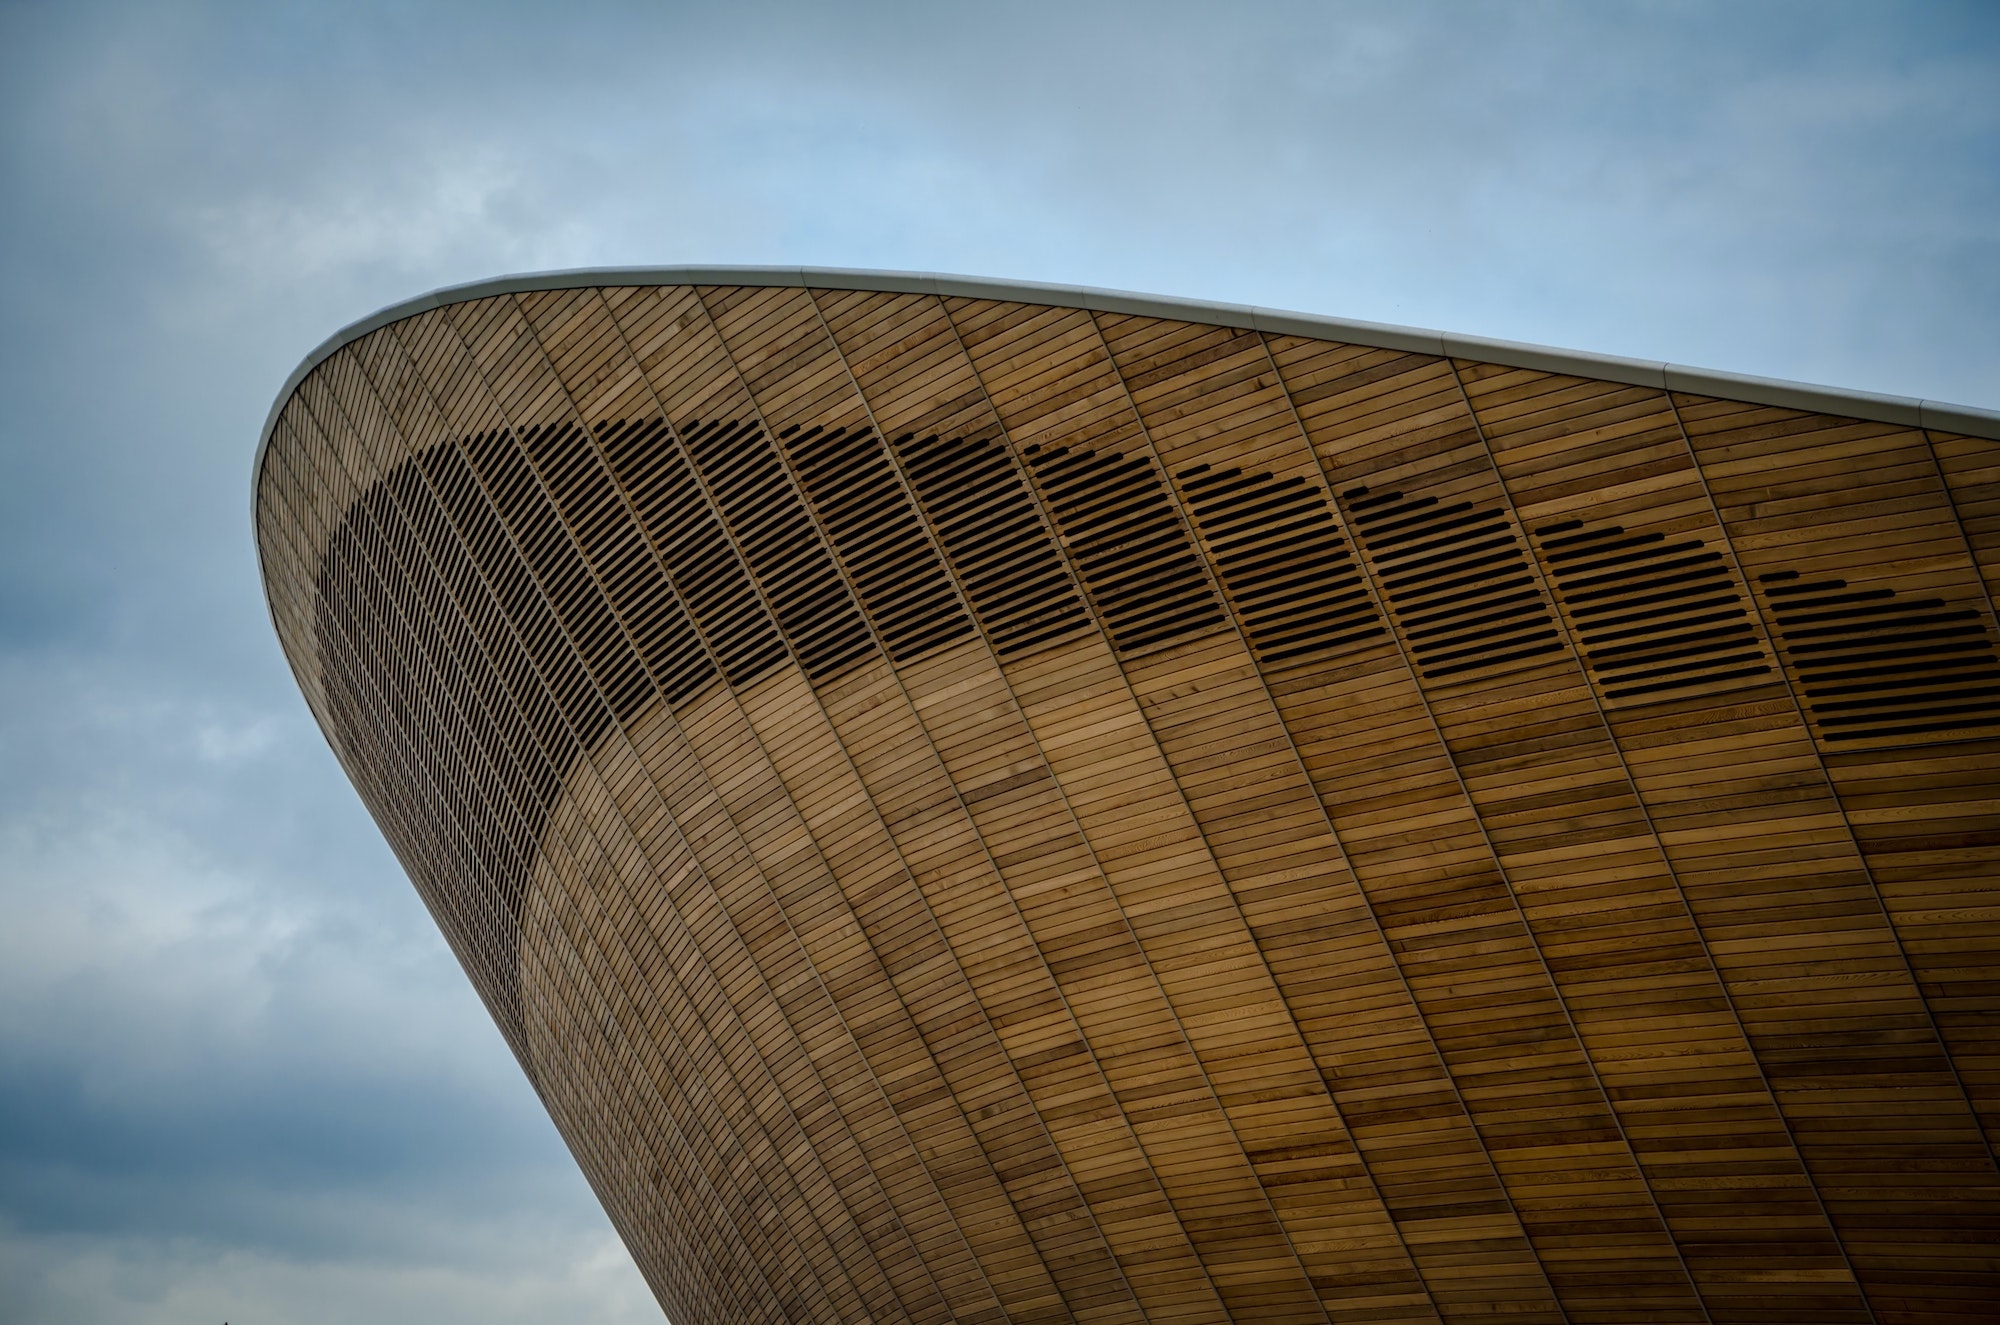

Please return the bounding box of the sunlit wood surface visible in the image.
[257,280,2000,1325]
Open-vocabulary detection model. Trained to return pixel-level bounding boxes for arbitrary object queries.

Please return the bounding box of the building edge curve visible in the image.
[254,272,2000,1323]
[254,264,2000,512]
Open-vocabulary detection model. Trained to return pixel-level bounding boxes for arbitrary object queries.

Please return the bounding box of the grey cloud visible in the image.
[1,2,1995,1321]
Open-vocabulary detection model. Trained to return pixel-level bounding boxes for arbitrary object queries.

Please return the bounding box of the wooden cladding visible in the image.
[258,280,2000,1325]
[785,425,970,662]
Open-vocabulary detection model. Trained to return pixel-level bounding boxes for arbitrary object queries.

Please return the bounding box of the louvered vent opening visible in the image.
[1533,520,1771,702]
[1179,463,1383,663]
[683,419,874,680]
[782,424,972,661]
[592,420,715,706]
[897,434,1090,655]
[1024,444,1225,653]
[1758,570,2000,744]
[517,421,663,720]
[1339,486,1562,679]
[445,430,606,756]
[600,419,784,688]
[317,442,635,1035]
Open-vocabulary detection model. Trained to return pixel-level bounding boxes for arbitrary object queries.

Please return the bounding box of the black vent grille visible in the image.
[1024,444,1225,653]
[1533,520,1772,703]
[683,420,874,681]
[782,424,972,661]
[1339,486,1563,680]
[897,435,1089,655]
[1759,571,2000,744]
[1178,464,1383,663]
[517,421,676,719]
[593,420,715,705]
[458,426,636,743]
[600,419,785,688]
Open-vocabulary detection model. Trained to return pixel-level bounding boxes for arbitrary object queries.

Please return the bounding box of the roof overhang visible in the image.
[255,264,2000,515]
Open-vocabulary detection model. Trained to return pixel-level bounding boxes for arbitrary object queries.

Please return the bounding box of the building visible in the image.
[254,268,2000,1325]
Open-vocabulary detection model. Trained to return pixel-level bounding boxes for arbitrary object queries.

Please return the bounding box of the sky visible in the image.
[0,2,1995,1322]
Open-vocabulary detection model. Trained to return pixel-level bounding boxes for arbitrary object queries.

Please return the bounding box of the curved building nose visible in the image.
[255,267,2000,1325]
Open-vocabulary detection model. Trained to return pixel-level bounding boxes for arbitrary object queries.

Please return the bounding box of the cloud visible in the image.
[0,2,1995,1321]
[0,1222,663,1325]
[0,656,652,1319]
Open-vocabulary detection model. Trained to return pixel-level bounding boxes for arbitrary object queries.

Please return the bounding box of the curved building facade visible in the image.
[255,269,2000,1324]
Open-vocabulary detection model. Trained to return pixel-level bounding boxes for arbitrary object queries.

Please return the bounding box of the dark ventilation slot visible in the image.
[601,419,784,689]
[591,420,714,706]
[516,421,664,722]
[1339,485,1562,680]
[781,424,972,661]
[1178,464,1383,663]
[1757,570,2000,743]
[444,430,603,754]
[683,419,874,681]
[1023,444,1224,653]
[896,435,1090,655]
[317,546,536,1039]
[1532,519,1771,702]
[460,426,650,730]
[317,438,634,1036]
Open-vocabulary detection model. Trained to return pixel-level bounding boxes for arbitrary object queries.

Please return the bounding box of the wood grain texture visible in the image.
[257,283,2000,1325]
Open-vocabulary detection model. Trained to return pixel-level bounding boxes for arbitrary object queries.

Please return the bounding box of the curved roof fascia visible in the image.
[254,263,2000,512]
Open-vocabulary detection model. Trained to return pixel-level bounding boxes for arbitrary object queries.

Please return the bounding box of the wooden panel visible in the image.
[1669,394,2000,1312]
[729,286,1352,1324]
[1931,428,2000,617]
[1464,363,1869,1319]
[969,302,1553,1323]
[256,281,2000,1325]
[471,289,1009,1324]
[1275,337,1721,1320]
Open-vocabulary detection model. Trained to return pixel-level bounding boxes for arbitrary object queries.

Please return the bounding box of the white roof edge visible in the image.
[254,263,2000,512]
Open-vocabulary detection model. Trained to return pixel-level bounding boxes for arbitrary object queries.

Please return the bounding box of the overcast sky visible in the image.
[1,3,1995,1322]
